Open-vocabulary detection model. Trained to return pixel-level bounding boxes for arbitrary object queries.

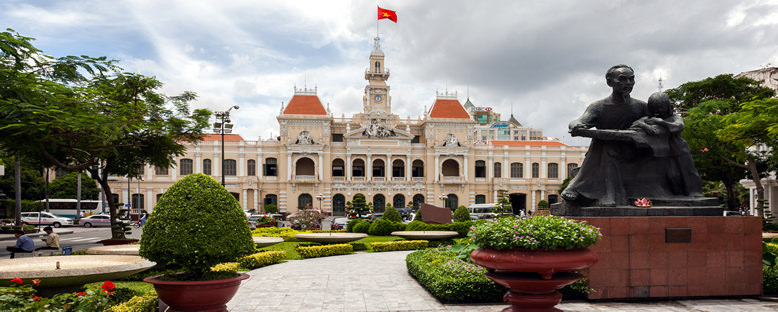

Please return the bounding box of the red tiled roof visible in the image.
[490,140,568,146]
[429,99,470,119]
[283,95,327,115]
[202,134,245,141]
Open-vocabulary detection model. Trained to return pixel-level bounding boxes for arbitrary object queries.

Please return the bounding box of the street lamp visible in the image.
[213,106,240,186]
[439,194,448,208]
[316,193,326,214]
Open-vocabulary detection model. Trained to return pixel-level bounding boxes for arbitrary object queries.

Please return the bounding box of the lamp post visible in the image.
[213,106,240,186]
[439,194,448,208]
[316,193,326,214]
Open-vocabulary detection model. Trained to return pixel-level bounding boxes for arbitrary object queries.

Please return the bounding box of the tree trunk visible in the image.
[14,155,21,226]
[88,167,125,239]
[745,156,765,217]
[721,177,739,210]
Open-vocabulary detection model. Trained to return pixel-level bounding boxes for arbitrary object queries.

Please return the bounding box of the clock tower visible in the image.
[363,36,391,114]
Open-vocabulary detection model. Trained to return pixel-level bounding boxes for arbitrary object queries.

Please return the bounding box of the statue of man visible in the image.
[562,65,647,206]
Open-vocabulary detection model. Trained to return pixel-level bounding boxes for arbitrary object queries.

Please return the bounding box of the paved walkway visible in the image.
[227,250,778,312]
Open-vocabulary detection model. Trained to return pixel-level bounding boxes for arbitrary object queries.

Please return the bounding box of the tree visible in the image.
[348,194,371,217]
[495,190,512,214]
[537,200,549,210]
[453,206,471,222]
[666,74,775,210]
[48,172,100,200]
[383,205,401,222]
[0,156,44,200]
[0,30,210,238]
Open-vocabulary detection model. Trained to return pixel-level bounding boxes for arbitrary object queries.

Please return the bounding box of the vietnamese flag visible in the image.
[378,6,397,23]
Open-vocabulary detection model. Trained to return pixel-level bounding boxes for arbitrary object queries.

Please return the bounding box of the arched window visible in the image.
[412,160,424,177]
[441,159,459,176]
[548,163,559,179]
[373,159,385,177]
[298,194,312,209]
[475,194,486,204]
[154,166,168,176]
[264,194,277,206]
[532,163,539,178]
[224,159,237,176]
[180,159,193,175]
[567,163,579,178]
[375,61,380,73]
[352,159,365,177]
[445,194,458,209]
[412,194,425,210]
[475,160,486,178]
[373,194,385,213]
[295,158,315,176]
[333,194,346,216]
[510,163,523,178]
[393,194,405,208]
[131,194,144,209]
[332,159,345,177]
[203,159,212,175]
[548,194,559,205]
[264,158,277,176]
[392,159,405,178]
[494,162,502,178]
[247,159,256,176]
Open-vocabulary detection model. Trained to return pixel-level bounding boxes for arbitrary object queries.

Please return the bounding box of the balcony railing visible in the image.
[295,175,315,181]
[412,177,424,182]
[333,176,345,181]
[373,177,385,182]
[392,177,405,181]
[353,177,365,182]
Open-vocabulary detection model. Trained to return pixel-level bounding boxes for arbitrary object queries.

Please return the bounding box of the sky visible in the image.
[3,0,778,146]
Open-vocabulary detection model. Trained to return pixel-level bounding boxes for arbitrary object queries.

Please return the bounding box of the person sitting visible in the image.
[6,230,34,258]
[36,226,60,252]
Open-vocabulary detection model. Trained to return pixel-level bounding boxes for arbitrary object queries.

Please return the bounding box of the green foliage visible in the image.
[346,218,362,232]
[495,190,511,214]
[452,206,471,222]
[406,248,505,303]
[558,279,594,300]
[295,243,353,258]
[263,204,278,214]
[106,294,158,312]
[559,176,573,194]
[288,210,323,230]
[252,227,310,241]
[210,262,240,273]
[353,220,371,233]
[383,206,402,222]
[345,194,371,218]
[48,172,100,200]
[370,240,428,252]
[237,250,286,269]
[537,200,549,209]
[139,174,255,278]
[765,265,778,295]
[349,242,368,251]
[368,218,405,236]
[405,220,473,238]
[764,240,778,266]
[0,156,45,201]
[0,278,116,312]
[469,215,602,250]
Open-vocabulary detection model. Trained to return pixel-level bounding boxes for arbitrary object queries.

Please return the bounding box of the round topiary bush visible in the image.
[453,206,471,222]
[353,220,371,233]
[139,173,255,279]
[383,206,402,222]
[369,219,404,236]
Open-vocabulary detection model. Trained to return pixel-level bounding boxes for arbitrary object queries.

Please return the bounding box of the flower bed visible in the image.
[406,248,505,303]
[405,220,473,238]
[468,215,602,250]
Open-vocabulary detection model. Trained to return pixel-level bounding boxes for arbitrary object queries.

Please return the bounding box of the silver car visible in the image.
[79,215,112,227]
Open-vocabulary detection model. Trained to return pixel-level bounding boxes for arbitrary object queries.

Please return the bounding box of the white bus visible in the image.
[37,199,102,219]
[468,203,501,219]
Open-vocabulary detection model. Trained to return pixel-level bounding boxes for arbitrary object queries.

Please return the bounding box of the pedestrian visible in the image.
[79,211,85,218]
[140,211,148,226]
[36,226,60,251]
[5,230,34,258]
[519,209,526,217]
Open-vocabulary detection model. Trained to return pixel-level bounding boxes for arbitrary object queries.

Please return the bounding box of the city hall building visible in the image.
[108,38,587,216]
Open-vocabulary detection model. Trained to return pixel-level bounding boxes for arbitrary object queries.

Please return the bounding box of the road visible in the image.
[1,225,143,258]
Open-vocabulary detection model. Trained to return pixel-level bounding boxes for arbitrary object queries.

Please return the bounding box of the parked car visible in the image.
[20,212,74,228]
[331,217,349,230]
[396,208,413,220]
[79,214,112,227]
[370,213,384,221]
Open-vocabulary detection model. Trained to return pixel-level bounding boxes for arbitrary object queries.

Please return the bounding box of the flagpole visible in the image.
[376,5,379,38]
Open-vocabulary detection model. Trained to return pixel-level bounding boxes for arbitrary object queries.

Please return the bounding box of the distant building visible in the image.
[103,37,587,216]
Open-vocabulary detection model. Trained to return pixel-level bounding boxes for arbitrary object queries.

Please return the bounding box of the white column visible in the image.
[406,155,411,181]
[171,156,178,180]
[196,154,202,173]
[257,151,263,180]
[146,188,152,212]
[463,155,468,182]
[525,153,531,178]
[213,155,220,177]
[367,154,372,180]
[434,156,440,182]
[386,154,392,179]
[560,153,567,179]
[318,153,324,181]
[287,153,293,180]
[503,153,509,178]
[488,156,493,179]
[347,155,352,181]
[531,191,536,211]
[239,152,245,176]
[253,189,258,211]
[541,158,547,179]
[242,189,248,210]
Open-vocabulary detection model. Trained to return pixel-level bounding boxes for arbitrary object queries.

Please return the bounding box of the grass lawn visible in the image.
[256,235,404,260]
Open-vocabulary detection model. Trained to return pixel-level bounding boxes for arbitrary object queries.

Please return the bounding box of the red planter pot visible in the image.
[144,273,249,312]
[471,248,598,312]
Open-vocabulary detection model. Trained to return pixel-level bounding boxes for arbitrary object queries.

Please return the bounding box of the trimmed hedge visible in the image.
[368,219,406,236]
[371,240,429,252]
[238,250,286,269]
[107,294,158,312]
[405,220,474,237]
[296,243,353,258]
[352,220,371,233]
[349,242,368,251]
[452,206,471,222]
[406,248,505,303]
[252,227,311,241]
[766,265,778,295]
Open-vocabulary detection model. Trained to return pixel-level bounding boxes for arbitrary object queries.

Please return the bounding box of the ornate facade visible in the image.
[107,37,587,216]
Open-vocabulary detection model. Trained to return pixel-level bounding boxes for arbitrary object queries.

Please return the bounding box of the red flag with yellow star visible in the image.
[378,6,397,23]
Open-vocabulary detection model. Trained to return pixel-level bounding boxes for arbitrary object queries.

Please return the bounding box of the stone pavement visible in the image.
[227,250,778,312]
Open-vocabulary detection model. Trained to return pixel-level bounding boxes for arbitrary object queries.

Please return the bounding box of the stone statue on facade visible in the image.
[297,131,313,145]
[443,133,459,147]
[363,118,395,137]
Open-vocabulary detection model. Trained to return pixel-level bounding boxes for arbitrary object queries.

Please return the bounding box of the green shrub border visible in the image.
[296,243,353,258]
[371,240,429,252]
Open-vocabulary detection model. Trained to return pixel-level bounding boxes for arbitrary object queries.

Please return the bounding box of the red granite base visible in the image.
[575,216,762,299]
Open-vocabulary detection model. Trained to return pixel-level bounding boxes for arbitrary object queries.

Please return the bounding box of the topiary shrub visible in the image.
[453,206,471,222]
[353,220,371,233]
[383,206,402,222]
[346,218,362,232]
[139,173,255,280]
[368,219,405,236]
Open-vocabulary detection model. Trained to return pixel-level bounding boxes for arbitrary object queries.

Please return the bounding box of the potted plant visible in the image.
[469,215,602,312]
[100,207,138,245]
[140,173,255,311]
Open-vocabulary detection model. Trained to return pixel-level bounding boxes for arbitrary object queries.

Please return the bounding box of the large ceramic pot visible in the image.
[470,248,598,312]
[144,273,249,312]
